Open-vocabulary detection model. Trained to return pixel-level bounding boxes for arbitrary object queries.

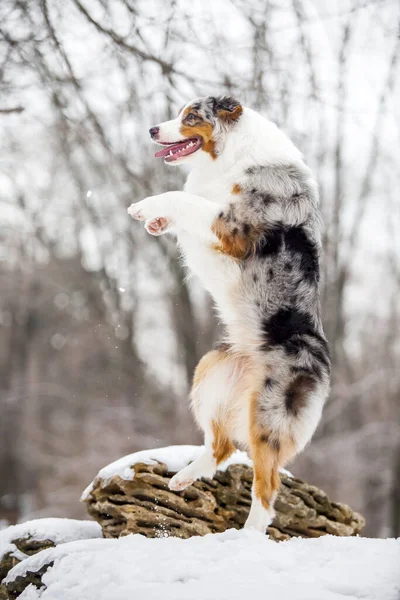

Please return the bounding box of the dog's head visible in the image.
[150,96,243,165]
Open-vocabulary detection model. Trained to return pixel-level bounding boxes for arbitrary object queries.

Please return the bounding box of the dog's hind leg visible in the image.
[245,439,281,533]
[245,368,328,533]
[169,347,248,492]
[245,391,297,533]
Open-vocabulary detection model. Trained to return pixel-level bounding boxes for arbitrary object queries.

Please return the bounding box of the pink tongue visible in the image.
[154,142,187,159]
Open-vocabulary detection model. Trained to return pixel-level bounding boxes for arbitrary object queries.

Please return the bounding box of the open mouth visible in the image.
[154,137,202,162]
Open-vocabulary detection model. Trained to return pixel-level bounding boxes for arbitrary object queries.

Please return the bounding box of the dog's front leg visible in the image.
[128,191,220,241]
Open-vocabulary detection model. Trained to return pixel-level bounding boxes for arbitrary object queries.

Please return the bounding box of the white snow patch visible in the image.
[81,444,292,501]
[0,518,102,564]
[5,530,400,600]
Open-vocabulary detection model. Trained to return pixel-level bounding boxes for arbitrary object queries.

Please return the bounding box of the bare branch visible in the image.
[0,105,24,114]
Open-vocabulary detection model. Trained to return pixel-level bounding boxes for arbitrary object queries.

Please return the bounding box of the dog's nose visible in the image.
[149,126,160,139]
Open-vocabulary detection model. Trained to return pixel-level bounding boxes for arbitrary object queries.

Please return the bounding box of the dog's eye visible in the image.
[186,113,197,124]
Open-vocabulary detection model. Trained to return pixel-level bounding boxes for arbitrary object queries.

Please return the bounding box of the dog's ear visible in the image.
[210,96,243,123]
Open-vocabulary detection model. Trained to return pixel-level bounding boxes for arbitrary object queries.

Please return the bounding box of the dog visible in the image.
[128,96,330,533]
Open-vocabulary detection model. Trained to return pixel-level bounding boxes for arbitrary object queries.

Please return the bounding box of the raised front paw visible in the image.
[145,217,170,236]
[127,202,145,221]
[127,196,174,235]
[127,199,154,222]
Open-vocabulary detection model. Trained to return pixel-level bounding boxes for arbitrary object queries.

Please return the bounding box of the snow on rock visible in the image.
[5,529,400,600]
[81,444,291,501]
[0,518,102,564]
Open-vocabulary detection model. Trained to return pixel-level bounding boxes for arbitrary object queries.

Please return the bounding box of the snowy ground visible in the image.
[2,450,398,599]
[5,529,400,600]
[0,518,102,565]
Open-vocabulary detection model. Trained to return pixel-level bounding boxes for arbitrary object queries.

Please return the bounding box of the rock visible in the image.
[1,539,53,600]
[83,460,365,541]
[0,519,102,599]
[4,564,53,600]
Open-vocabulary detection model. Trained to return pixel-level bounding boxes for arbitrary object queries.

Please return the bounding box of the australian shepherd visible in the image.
[128,96,330,533]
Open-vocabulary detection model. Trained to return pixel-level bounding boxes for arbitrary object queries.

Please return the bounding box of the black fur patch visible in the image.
[210,96,242,118]
[255,225,283,257]
[262,308,330,371]
[242,223,250,235]
[308,344,331,372]
[284,337,330,371]
[264,308,315,346]
[291,364,322,380]
[285,374,315,416]
[264,377,276,390]
[259,433,280,452]
[225,206,235,222]
[284,226,319,282]
[261,192,276,205]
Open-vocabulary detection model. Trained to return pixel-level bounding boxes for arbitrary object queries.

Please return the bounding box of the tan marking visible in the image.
[212,420,235,465]
[192,348,228,389]
[252,442,280,510]
[278,436,297,465]
[211,219,248,259]
[181,105,203,125]
[191,347,235,464]
[191,347,259,442]
[211,218,258,259]
[180,104,217,158]
[217,104,243,123]
[232,183,242,195]
[249,391,297,511]
[191,348,230,422]
[180,122,216,159]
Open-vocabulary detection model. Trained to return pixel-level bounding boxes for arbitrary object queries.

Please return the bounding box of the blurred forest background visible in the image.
[0,0,399,537]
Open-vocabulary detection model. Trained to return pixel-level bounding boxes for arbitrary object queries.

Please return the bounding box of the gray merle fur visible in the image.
[218,160,330,419]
